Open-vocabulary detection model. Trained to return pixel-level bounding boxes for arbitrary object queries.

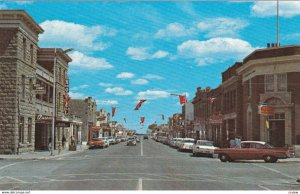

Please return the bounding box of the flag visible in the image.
[208,97,216,104]
[140,117,145,124]
[179,95,187,104]
[63,94,71,107]
[123,118,126,123]
[162,114,164,120]
[112,107,116,117]
[134,99,146,110]
[265,119,269,129]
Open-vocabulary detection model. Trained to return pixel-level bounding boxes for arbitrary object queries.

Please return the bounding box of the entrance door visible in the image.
[269,120,285,147]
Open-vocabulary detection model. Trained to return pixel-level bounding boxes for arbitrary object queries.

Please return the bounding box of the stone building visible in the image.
[69,97,97,142]
[237,45,300,147]
[0,10,44,154]
[35,48,73,150]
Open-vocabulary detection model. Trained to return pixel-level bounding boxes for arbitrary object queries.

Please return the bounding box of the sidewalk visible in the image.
[0,145,89,160]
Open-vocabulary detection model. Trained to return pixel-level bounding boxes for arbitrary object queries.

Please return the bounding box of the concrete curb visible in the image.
[0,148,87,160]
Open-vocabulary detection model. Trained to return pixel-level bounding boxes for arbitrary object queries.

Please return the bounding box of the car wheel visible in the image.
[219,154,229,162]
[192,152,196,156]
[264,155,277,163]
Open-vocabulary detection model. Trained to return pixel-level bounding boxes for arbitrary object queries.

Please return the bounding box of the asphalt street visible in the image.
[0,138,299,190]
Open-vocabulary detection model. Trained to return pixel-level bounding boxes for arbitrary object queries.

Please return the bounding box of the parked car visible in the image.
[174,138,184,148]
[178,138,195,152]
[88,137,109,149]
[143,136,148,140]
[192,140,218,157]
[107,137,117,145]
[214,141,290,163]
[169,138,183,148]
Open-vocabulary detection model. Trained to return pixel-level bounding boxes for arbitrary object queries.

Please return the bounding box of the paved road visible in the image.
[0,138,299,190]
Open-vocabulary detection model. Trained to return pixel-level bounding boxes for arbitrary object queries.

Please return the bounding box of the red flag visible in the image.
[179,95,187,104]
[112,107,116,117]
[123,118,126,123]
[63,94,71,107]
[140,117,145,124]
[134,99,146,110]
[162,114,164,120]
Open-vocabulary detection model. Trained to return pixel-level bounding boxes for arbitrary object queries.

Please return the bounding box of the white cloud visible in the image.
[136,90,170,100]
[131,79,149,85]
[15,1,33,5]
[143,74,164,80]
[69,51,114,70]
[155,22,196,39]
[96,100,118,105]
[98,82,113,87]
[251,1,300,18]
[39,20,116,51]
[126,47,169,60]
[116,72,135,79]
[177,37,257,66]
[105,87,133,96]
[71,84,89,91]
[197,17,248,38]
[69,91,86,99]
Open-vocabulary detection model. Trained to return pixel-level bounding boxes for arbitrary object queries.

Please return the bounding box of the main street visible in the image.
[0,138,299,190]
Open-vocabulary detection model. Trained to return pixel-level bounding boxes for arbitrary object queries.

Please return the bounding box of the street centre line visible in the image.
[138,178,143,190]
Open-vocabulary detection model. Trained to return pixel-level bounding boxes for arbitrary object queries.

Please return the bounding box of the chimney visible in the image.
[267,43,270,48]
[271,43,275,48]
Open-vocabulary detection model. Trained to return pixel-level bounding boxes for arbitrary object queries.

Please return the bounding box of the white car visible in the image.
[192,140,218,157]
[178,138,195,152]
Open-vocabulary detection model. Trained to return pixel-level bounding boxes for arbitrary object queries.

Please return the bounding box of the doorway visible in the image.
[269,120,285,147]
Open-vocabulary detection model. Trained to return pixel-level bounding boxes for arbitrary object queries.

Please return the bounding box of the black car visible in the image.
[143,136,148,140]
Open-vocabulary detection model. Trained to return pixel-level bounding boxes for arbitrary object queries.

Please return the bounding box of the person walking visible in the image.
[235,136,242,148]
[62,135,66,149]
[229,137,236,148]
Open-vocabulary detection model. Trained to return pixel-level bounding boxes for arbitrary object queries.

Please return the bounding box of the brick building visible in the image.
[237,45,300,147]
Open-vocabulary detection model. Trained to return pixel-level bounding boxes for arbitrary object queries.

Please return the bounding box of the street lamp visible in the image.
[51,48,73,156]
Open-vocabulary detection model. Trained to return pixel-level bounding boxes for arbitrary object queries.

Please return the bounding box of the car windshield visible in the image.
[197,141,213,146]
[264,143,274,148]
[184,139,194,143]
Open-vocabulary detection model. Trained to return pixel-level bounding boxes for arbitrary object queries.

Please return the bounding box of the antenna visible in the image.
[276,0,280,47]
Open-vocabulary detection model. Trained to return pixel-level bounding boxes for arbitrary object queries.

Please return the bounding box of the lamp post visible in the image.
[51,48,73,156]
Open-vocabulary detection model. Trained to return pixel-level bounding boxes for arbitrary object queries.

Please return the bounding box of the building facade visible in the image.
[237,45,300,147]
[0,10,44,154]
[69,97,97,142]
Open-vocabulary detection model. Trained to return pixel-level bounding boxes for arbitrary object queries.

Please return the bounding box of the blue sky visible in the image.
[2,1,300,133]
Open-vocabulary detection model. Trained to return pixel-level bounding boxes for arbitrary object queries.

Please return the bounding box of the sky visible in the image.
[2,1,300,133]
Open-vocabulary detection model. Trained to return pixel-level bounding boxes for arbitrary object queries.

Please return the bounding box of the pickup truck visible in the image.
[214,141,290,163]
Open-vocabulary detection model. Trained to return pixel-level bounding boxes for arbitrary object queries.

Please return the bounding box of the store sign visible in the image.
[209,115,223,124]
[258,105,274,116]
[36,114,52,121]
[35,86,46,94]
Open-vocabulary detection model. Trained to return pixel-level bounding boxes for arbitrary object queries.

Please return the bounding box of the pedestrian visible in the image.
[62,135,66,149]
[229,137,236,148]
[48,137,52,152]
[235,136,241,148]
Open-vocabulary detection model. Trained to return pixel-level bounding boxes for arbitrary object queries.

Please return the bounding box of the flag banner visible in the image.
[124,118,126,123]
[162,114,164,120]
[134,99,146,110]
[179,95,187,104]
[112,107,116,117]
[265,119,269,129]
[208,97,216,104]
[140,117,145,124]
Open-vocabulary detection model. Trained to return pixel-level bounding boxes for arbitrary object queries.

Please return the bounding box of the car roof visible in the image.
[241,141,266,144]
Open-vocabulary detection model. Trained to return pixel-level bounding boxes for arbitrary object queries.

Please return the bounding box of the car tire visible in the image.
[219,154,229,162]
[264,155,277,163]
